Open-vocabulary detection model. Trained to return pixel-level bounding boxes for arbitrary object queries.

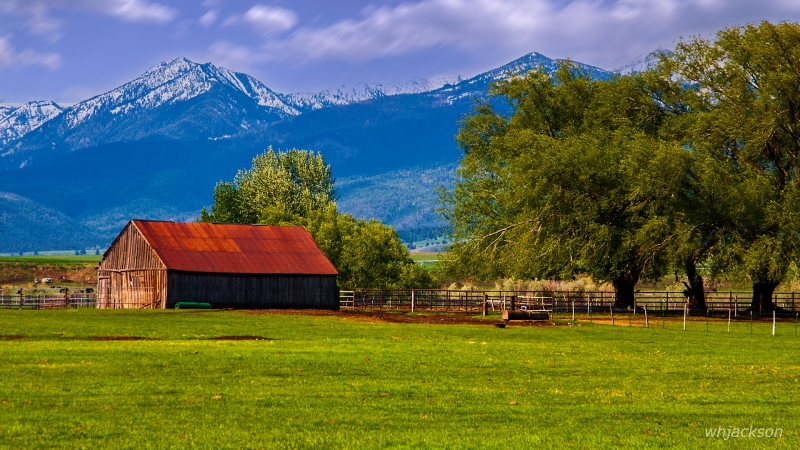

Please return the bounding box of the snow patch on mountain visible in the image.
[61,57,299,129]
[432,52,612,104]
[281,76,462,111]
[612,51,665,75]
[0,101,64,146]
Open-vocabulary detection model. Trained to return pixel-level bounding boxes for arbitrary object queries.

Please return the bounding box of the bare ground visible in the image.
[239,308,562,327]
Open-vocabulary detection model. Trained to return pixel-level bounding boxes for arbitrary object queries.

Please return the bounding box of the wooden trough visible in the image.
[503,310,550,321]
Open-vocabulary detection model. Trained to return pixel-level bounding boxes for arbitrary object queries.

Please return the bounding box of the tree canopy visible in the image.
[441,65,689,307]
[200,147,335,224]
[442,20,800,310]
[661,20,800,311]
[200,148,437,290]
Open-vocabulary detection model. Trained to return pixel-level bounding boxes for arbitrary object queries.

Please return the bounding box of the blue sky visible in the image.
[1,0,799,104]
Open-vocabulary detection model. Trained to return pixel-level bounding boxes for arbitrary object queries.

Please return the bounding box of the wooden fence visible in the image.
[0,288,154,309]
[343,289,800,316]
[2,287,798,315]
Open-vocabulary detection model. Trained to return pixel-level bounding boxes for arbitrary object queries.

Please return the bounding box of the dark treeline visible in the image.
[396,226,452,245]
[440,21,800,312]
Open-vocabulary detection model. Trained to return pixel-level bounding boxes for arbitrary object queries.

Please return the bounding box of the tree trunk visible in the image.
[750,281,780,313]
[612,274,638,309]
[683,259,706,311]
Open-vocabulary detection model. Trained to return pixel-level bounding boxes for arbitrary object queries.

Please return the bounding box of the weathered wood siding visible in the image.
[166,272,339,310]
[97,222,167,308]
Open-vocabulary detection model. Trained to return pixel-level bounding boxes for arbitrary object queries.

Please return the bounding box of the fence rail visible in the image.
[0,288,158,309]
[344,289,800,316]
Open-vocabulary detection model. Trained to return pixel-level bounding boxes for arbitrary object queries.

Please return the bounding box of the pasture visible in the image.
[0,309,796,448]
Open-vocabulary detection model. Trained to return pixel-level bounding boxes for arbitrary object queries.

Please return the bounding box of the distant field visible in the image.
[0,255,102,264]
[0,309,796,448]
[0,256,100,287]
[409,252,442,271]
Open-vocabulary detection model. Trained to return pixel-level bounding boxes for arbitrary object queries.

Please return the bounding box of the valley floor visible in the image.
[0,309,796,448]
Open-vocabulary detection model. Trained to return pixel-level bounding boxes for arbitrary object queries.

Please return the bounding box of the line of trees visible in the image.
[200,147,438,290]
[440,21,800,312]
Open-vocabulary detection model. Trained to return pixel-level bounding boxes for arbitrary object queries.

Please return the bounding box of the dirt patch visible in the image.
[88,336,154,341]
[0,335,25,339]
[208,335,274,340]
[239,309,561,327]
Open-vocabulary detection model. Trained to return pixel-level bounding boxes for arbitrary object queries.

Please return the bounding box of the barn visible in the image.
[97,219,339,309]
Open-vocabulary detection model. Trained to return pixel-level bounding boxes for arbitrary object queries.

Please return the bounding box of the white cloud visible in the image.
[0,0,177,42]
[215,0,800,70]
[243,5,298,34]
[0,35,62,70]
[199,9,218,27]
[93,0,177,24]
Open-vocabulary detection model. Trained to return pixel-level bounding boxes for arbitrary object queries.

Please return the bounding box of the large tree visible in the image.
[441,65,689,307]
[200,148,437,290]
[663,21,800,312]
[200,147,336,223]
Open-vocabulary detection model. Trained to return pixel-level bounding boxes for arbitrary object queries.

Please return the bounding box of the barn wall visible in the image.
[97,222,167,308]
[166,272,339,310]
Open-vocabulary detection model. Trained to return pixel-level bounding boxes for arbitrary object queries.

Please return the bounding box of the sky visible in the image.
[1,0,799,104]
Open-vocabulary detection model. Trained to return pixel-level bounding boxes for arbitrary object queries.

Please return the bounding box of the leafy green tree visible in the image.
[441,64,689,307]
[201,148,437,290]
[663,21,800,311]
[200,147,335,223]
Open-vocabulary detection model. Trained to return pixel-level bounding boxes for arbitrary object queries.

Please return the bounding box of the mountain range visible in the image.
[0,52,612,252]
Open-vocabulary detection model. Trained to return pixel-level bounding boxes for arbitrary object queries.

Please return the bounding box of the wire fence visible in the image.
[341,289,800,318]
[3,287,799,323]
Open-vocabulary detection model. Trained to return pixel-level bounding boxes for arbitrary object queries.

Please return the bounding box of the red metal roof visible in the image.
[131,220,338,275]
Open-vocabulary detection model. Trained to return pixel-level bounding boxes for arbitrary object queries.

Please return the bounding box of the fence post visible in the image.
[64,288,69,309]
[610,304,614,326]
[644,305,649,328]
[482,294,488,316]
[728,309,731,333]
[572,300,575,321]
[510,296,516,311]
[729,291,733,314]
[411,289,415,313]
[683,304,687,331]
[772,310,776,336]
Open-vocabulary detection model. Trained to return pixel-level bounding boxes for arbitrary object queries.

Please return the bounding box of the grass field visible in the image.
[0,255,103,264]
[0,310,797,448]
[409,252,441,271]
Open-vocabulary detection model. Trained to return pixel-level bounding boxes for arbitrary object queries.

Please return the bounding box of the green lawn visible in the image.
[0,310,796,448]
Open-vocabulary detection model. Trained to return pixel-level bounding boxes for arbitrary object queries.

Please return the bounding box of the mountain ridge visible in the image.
[0,51,616,251]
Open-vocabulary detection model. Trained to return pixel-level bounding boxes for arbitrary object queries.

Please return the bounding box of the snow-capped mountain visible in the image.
[612,50,666,75]
[0,53,611,157]
[0,101,64,146]
[0,51,625,250]
[431,52,612,104]
[0,58,305,164]
[281,76,462,112]
[61,57,298,129]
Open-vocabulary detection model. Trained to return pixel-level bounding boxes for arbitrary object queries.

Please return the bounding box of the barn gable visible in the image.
[97,221,168,308]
